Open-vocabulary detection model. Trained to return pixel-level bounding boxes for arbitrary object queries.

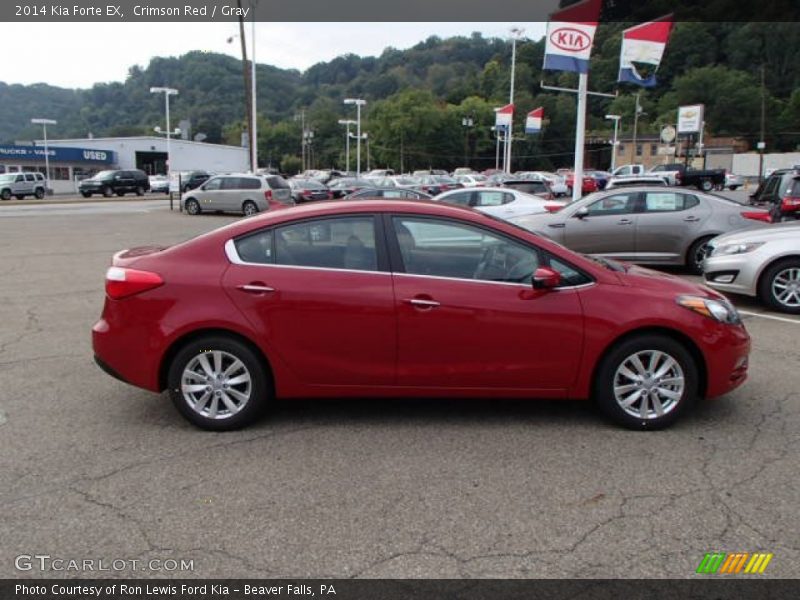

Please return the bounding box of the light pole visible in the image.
[303,130,314,170]
[150,87,178,177]
[491,126,500,171]
[605,114,621,171]
[344,98,366,177]
[31,118,56,195]
[337,119,356,171]
[506,27,525,173]
[227,23,258,173]
[461,117,474,167]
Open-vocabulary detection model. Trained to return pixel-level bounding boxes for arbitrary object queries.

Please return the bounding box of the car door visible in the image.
[22,174,36,195]
[562,191,639,258]
[755,174,781,204]
[388,215,584,391]
[634,191,711,262]
[221,215,396,386]
[197,176,223,209]
[221,176,245,211]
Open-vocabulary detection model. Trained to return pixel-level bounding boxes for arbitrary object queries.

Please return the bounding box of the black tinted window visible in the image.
[266,176,290,190]
[239,177,261,190]
[393,217,539,284]
[440,192,472,207]
[235,230,273,264]
[275,217,377,272]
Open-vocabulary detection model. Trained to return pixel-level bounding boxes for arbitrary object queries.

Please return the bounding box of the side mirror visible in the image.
[532,266,561,290]
[575,206,589,219]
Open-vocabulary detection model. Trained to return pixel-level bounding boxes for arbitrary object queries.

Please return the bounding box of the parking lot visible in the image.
[1,197,798,579]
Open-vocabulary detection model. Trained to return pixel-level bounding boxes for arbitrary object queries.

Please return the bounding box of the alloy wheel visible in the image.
[181,350,252,420]
[772,267,800,308]
[613,350,685,420]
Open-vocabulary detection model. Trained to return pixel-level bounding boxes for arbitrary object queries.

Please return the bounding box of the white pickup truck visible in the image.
[610,164,678,185]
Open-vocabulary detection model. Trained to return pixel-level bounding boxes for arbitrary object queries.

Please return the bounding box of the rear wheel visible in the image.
[699,179,713,192]
[759,258,800,314]
[595,334,698,430]
[687,236,714,275]
[0,189,10,200]
[135,186,145,196]
[167,335,270,430]
[243,200,258,216]
[34,187,45,199]
[184,198,200,215]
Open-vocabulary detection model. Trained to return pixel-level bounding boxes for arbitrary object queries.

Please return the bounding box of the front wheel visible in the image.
[759,258,800,314]
[595,335,698,430]
[687,236,714,275]
[0,189,10,200]
[135,186,145,196]
[167,336,270,430]
[184,198,200,215]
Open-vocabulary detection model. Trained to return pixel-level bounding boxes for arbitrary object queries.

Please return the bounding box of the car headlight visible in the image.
[677,295,741,324]
[710,242,764,257]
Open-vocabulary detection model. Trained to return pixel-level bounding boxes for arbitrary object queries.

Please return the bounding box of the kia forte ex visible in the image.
[92,199,750,431]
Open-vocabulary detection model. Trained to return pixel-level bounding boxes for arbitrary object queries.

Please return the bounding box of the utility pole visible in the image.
[758,64,766,183]
[506,28,524,173]
[632,91,641,163]
[235,0,253,171]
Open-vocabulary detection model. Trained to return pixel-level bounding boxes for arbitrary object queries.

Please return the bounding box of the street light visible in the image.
[337,119,356,172]
[227,18,258,173]
[150,87,178,177]
[506,27,525,173]
[31,118,56,195]
[605,114,621,171]
[343,98,366,177]
[461,117,474,167]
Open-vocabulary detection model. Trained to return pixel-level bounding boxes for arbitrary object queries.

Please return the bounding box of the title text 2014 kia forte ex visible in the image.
[92,200,750,431]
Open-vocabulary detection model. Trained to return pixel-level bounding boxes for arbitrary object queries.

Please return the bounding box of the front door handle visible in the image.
[618,218,633,225]
[684,216,700,222]
[237,283,275,294]
[404,297,440,309]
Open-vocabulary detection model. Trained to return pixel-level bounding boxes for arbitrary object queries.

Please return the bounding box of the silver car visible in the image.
[704,222,800,314]
[181,173,293,216]
[512,186,768,274]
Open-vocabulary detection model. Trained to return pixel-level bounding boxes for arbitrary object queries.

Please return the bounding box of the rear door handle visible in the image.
[684,216,700,222]
[404,298,440,308]
[237,283,275,294]
[618,218,633,225]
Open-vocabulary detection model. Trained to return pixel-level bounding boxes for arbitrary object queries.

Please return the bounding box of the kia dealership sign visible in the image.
[549,27,592,52]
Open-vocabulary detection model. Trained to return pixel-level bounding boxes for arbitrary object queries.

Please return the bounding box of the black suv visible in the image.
[79,169,150,198]
[179,171,211,193]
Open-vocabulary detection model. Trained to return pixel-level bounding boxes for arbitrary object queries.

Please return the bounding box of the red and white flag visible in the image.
[525,107,544,134]
[618,16,674,87]
[494,104,514,129]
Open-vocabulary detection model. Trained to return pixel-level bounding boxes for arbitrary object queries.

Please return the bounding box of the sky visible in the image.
[3,22,547,89]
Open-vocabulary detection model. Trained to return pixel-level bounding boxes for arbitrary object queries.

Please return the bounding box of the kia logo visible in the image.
[550,27,591,52]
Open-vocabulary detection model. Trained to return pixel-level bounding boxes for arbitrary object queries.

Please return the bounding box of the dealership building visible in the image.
[1,136,249,194]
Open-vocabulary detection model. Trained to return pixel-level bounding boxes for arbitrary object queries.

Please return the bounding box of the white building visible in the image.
[44,136,249,178]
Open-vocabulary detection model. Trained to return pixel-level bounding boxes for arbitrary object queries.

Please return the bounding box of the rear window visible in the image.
[266,176,289,190]
[789,178,800,196]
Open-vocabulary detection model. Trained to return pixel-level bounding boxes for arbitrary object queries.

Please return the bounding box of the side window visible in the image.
[546,256,593,287]
[24,174,36,182]
[762,176,781,200]
[442,191,472,207]
[643,192,697,212]
[393,217,540,284]
[16,175,24,183]
[384,190,405,198]
[203,178,223,191]
[239,177,261,190]
[586,192,636,216]
[476,191,507,207]
[275,217,377,272]
[222,177,242,190]
[234,230,273,264]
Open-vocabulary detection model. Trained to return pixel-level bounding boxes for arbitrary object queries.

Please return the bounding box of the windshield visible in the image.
[584,254,627,272]
[92,170,115,180]
[0,174,15,183]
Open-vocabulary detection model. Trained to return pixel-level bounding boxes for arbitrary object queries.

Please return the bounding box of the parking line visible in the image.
[738,310,800,325]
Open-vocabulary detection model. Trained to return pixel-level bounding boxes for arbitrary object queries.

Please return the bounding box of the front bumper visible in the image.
[703,253,763,297]
[703,323,751,398]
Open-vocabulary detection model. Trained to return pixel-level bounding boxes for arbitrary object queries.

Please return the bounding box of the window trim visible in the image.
[383,213,594,289]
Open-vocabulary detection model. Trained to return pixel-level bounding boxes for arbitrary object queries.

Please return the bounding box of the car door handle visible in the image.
[237,283,275,294]
[683,216,701,222]
[404,297,440,308]
[617,218,633,225]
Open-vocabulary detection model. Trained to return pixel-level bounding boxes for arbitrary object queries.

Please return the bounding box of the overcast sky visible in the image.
[4,22,547,89]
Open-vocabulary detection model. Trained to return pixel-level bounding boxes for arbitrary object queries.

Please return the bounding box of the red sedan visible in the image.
[93,200,750,431]
[563,172,598,194]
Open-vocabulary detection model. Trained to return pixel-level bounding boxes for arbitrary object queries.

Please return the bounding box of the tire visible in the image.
[34,187,45,199]
[686,236,714,275]
[242,200,258,216]
[135,186,145,196]
[102,186,113,198]
[759,258,800,314]
[0,189,10,200]
[167,335,270,430]
[184,198,201,215]
[699,179,713,192]
[81,192,91,198]
[595,334,698,430]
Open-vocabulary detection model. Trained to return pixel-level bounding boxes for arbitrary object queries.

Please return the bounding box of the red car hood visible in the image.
[617,263,724,300]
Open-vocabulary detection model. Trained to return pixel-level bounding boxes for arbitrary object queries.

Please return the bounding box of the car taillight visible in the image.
[264,189,273,201]
[781,196,800,210]
[676,171,682,183]
[264,189,285,209]
[741,211,771,223]
[105,267,163,299]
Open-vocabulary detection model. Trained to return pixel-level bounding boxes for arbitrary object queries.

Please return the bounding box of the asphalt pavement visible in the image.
[0,198,797,579]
